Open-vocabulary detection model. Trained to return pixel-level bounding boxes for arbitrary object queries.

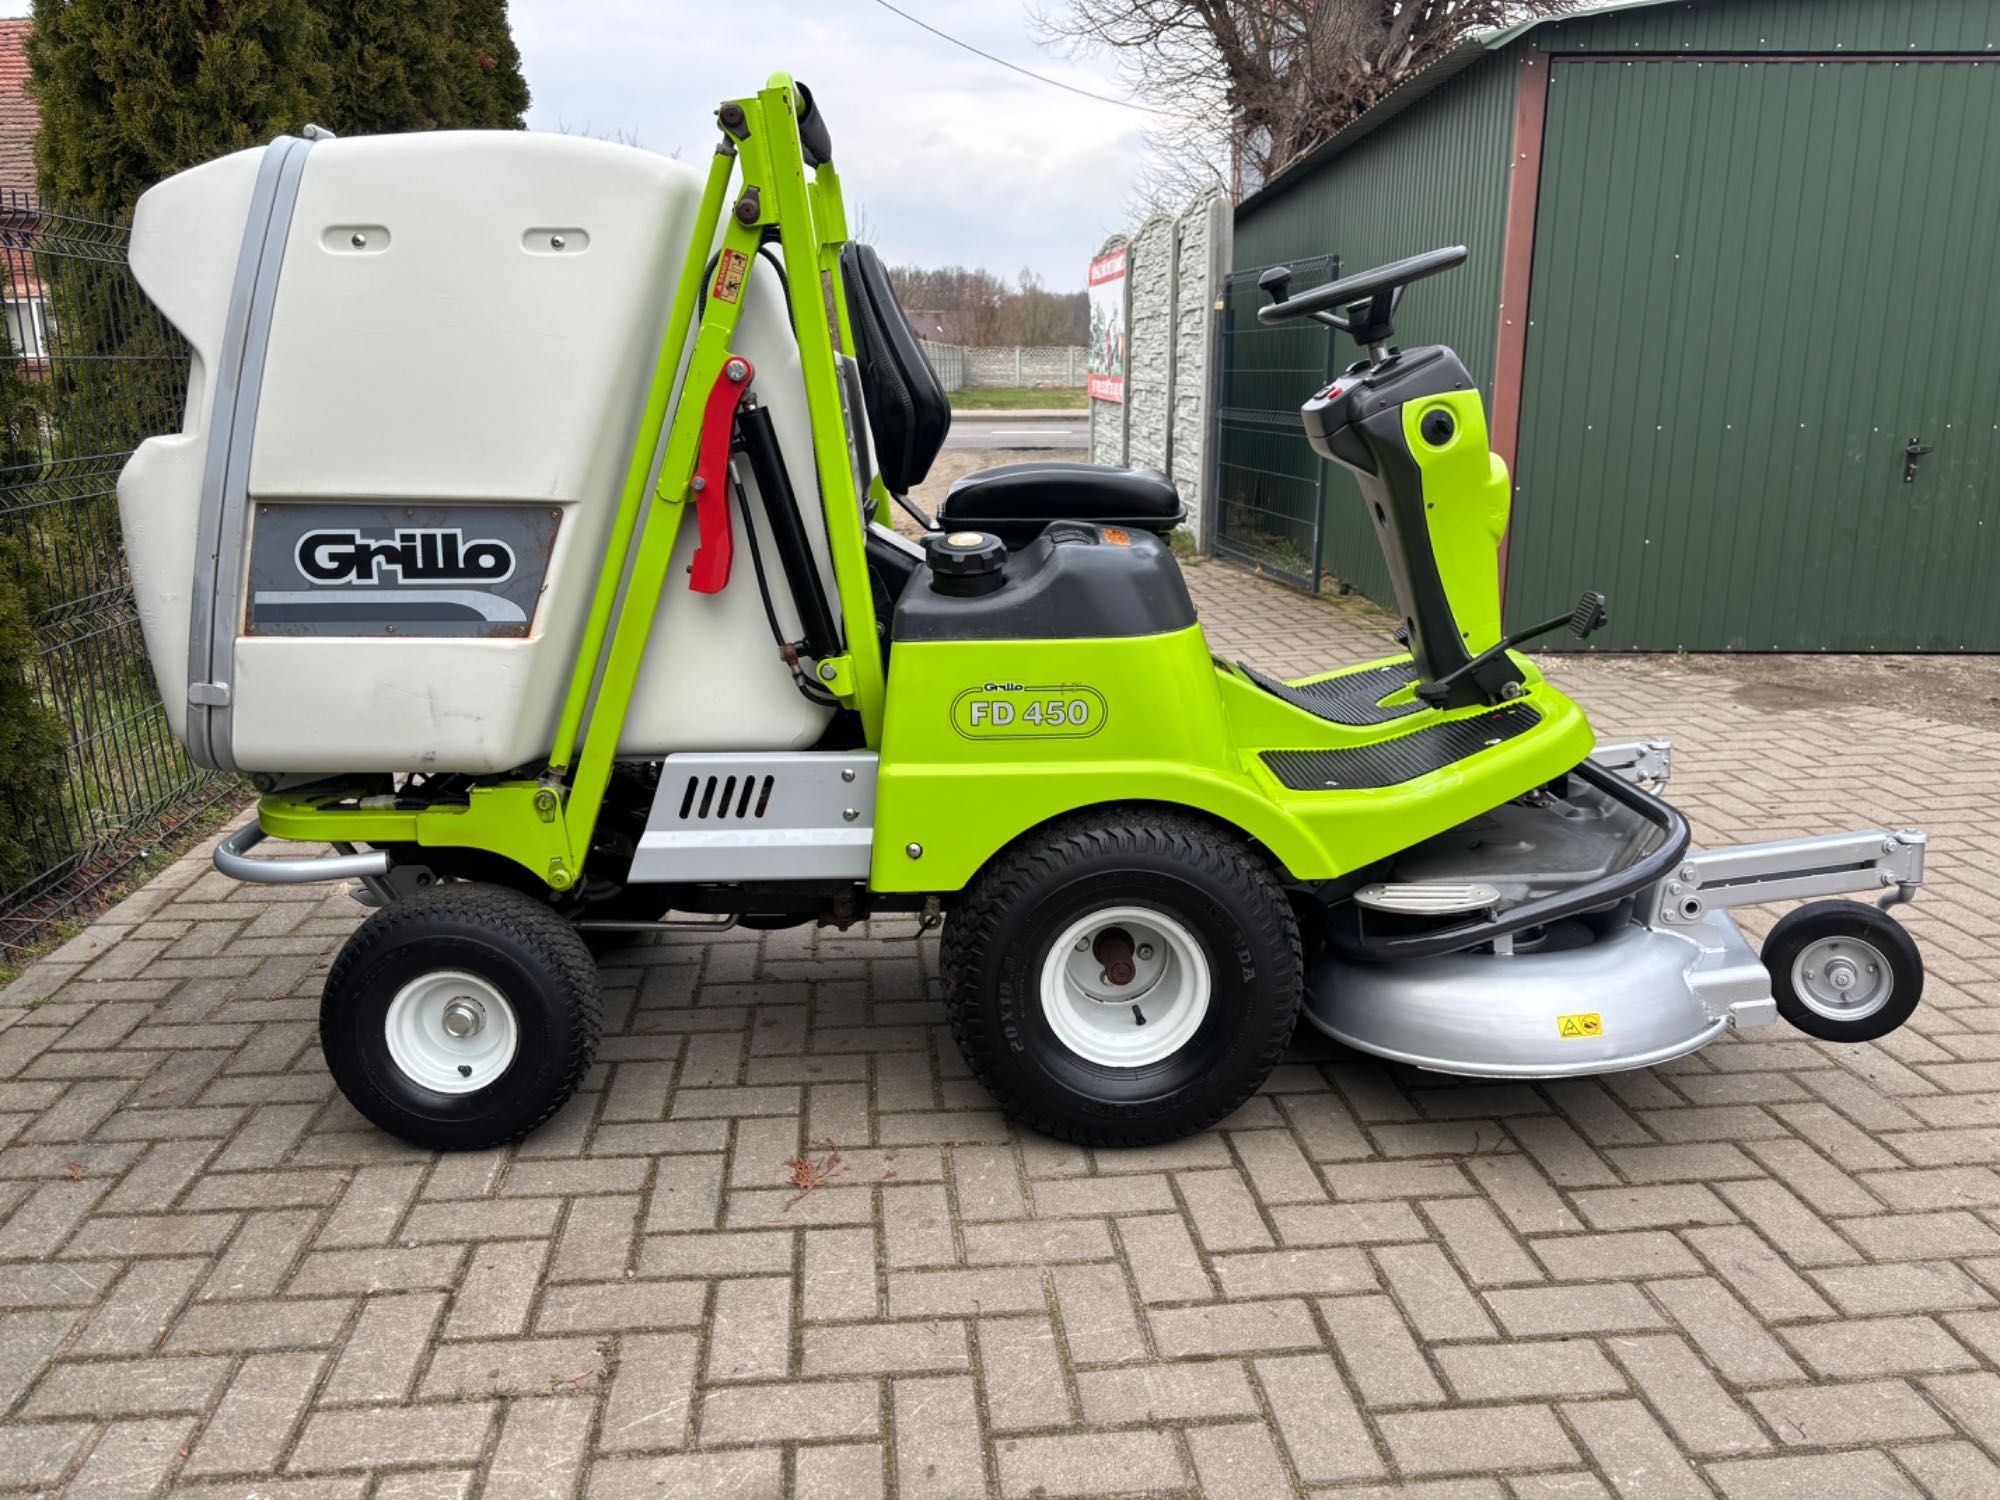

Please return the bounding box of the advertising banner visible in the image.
[1087,248,1127,402]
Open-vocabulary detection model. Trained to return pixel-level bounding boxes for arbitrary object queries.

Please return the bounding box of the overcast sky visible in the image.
[516,1,1149,288]
[0,0,1154,289]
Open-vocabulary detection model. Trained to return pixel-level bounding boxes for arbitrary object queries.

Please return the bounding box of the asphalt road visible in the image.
[942,410,1089,451]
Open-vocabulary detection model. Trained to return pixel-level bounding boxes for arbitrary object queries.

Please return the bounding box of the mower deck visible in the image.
[1305,905,1775,1079]
[1299,737,1928,1080]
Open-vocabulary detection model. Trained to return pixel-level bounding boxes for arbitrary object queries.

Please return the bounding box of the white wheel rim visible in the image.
[1039,905,1211,1069]
[1791,935,1893,1023]
[384,970,520,1094]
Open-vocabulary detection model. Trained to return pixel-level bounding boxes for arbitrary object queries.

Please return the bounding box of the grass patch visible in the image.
[0,789,248,991]
[948,387,1087,411]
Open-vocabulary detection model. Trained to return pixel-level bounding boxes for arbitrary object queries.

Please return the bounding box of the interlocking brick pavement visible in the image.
[1,558,1995,1498]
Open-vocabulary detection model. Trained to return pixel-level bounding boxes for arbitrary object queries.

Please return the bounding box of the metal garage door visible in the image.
[1507,58,2000,651]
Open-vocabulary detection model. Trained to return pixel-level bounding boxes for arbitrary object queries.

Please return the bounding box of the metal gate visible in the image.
[1208,255,1337,592]
[1509,58,2000,650]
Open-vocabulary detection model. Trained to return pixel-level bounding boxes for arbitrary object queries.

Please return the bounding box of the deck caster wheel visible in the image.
[941,811,1301,1147]
[1765,899,1922,1044]
[322,883,602,1150]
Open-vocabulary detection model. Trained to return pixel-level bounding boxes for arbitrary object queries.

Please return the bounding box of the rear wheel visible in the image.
[1765,899,1922,1043]
[942,812,1301,1146]
[322,883,601,1150]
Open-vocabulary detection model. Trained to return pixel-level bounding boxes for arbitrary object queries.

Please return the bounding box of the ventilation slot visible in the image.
[676,773,777,822]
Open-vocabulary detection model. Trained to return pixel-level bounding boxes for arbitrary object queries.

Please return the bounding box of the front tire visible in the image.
[322,883,602,1150]
[1765,899,1922,1043]
[941,811,1301,1147]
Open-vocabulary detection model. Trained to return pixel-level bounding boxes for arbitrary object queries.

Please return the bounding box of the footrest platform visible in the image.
[1262,704,1543,791]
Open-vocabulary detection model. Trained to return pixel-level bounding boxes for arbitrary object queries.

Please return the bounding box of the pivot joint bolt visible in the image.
[725,358,749,383]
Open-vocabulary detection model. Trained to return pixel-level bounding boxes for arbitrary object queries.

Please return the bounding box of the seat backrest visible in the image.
[841,242,950,494]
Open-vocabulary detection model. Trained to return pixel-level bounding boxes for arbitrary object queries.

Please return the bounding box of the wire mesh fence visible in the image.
[1210,255,1340,592]
[0,191,236,966]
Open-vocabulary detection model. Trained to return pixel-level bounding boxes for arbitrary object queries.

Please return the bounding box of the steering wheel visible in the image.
[1256,245,1468,348]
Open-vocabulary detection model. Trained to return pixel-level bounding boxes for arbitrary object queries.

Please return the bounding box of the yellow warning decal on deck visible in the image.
[1558,1013,1603,1039]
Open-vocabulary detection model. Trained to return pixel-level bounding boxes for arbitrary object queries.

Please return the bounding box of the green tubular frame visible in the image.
[261,74,878,888]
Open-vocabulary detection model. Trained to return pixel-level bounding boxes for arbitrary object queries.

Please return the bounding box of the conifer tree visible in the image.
[28,0,331,216]
[314,0,528,136]
[446,0,530,129]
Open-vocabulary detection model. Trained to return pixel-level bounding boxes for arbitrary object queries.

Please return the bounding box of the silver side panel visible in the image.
[185,134,317,772]
[631,752,878,883]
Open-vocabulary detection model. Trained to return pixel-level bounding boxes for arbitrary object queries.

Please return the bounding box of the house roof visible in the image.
[1237,0,1676,216]
[0,19,36,197]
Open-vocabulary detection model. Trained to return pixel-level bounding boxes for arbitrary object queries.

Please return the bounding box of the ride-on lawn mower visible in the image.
[118,74,1929,1151]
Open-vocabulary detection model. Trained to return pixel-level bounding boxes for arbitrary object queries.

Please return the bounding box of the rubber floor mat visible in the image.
[1262,704,1543,791]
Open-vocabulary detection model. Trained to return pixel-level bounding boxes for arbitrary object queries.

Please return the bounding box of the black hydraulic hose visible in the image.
[735,401,842,663]
[729,463,838,708]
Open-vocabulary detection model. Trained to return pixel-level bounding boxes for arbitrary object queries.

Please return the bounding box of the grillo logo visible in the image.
[296,529,516,587]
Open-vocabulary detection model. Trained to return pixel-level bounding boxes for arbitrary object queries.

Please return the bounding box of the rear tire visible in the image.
[942,811,1301,1147]
[322,883,601,1150]
[1765,899,1922,1043]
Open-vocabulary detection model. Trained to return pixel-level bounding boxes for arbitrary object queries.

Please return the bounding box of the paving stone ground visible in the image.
[2,558,1996,1499]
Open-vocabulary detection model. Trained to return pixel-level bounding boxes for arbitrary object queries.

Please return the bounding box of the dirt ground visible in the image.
[1611,650,2000,734]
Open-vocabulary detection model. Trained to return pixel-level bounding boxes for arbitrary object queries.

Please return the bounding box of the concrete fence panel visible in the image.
[1088,186,1230,548]
[919,341,1086,393]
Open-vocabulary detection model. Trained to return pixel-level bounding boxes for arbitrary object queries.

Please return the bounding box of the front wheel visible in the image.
[941,812,1301,1146]
[1765,899,1922,1043]
[322,883,602,1150]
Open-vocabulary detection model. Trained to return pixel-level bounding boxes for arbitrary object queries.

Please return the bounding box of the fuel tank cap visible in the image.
[925,529,1007,597]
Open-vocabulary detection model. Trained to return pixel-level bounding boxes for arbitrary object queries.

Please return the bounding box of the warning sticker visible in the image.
[711,248,749,304]
[1557,1013,1603,1040]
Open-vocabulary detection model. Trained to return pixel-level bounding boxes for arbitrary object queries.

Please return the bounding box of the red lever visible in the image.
[688,356,754,593]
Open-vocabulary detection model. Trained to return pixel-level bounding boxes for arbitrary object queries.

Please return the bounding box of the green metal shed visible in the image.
[1225,0,2000,650]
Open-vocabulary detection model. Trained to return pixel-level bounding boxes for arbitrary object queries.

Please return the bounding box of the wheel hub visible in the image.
[441,998,486,1038]
[1792,936,1891,1022]
[384,970,520,1095]
[1041,906,1210,1068]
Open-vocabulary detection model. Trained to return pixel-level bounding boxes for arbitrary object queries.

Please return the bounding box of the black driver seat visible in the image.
[842,242,951,494]
[841,242,1188,549]
[938,462,1183,549]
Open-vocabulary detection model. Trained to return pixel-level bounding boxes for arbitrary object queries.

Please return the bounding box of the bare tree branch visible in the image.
[1036,1,1582,206]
